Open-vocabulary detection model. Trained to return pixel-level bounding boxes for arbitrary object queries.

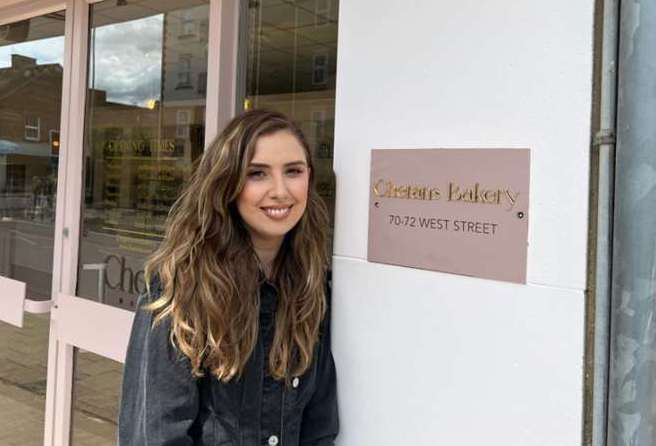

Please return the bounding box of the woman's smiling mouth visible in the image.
[261,205,293,220]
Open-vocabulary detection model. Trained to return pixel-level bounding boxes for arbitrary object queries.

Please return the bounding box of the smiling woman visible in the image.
[118,109,338,445]
[237,130,311,269]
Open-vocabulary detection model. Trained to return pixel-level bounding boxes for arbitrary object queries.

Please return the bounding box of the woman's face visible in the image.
[236,129,310,247]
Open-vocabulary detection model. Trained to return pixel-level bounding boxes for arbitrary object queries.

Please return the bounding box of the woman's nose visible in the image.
[269,172,290,198]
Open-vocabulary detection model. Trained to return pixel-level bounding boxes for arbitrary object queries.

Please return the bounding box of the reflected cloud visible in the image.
[90,14,163,107]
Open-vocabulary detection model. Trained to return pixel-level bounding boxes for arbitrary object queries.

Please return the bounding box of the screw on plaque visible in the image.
[517,211,525,219]
[374,202,380,208]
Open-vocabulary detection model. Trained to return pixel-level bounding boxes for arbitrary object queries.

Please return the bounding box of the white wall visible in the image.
[331,1,594,445]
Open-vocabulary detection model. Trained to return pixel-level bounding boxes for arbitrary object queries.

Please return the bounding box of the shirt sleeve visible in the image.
[118,291,200,446]
[299,280,340,446]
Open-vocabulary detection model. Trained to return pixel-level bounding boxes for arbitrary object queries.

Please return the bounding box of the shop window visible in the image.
[24,115,40,141]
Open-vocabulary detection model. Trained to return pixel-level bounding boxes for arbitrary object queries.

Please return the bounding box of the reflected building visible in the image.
[0,54,62,220]
[160,4,208,163]
[0,54,62,298]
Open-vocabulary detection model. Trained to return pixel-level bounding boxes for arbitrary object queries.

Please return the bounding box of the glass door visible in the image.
[72,2,211,440]
[44,0,235,445]
[0,8,66,445]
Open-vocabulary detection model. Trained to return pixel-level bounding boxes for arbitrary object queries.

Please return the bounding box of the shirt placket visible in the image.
[259,284,284,446]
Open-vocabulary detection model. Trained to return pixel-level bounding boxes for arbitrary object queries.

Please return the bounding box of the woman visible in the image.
[118,109,338,446]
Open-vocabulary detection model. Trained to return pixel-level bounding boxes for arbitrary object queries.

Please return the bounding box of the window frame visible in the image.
[177,53,193,88]
[24,115,41,141]
[176,109,191,138]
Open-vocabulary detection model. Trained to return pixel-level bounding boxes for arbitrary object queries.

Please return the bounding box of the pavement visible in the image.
[0,313,123,445]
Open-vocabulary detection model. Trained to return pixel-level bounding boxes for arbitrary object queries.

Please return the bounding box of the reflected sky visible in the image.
[0,14,163,107]
[89,14,163,107]
[0,35,64,68]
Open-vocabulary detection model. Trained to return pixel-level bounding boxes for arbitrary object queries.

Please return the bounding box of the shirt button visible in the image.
[292,377,300,388]
[268,435,279,446]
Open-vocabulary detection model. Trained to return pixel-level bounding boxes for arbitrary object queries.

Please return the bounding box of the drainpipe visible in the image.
[591,0,619,444]
[606,1,656,445]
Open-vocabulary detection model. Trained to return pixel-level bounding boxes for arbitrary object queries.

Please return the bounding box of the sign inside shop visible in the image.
[367,148,530,283]
[103,138,177,157]
[104,254,146,295]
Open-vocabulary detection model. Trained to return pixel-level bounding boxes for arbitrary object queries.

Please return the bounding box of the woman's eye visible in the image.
[247,170,265,179]
[286,168,304,176]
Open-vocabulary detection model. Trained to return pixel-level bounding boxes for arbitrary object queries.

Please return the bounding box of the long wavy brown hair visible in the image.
[143,109,330,382]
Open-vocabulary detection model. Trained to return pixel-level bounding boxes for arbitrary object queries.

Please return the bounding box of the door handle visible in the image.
[24,298,52,314]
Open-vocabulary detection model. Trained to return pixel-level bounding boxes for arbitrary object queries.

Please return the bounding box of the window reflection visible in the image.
[0,13,65,297]
[77,0,210,309]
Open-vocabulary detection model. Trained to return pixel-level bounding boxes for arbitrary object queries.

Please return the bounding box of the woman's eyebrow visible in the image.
[248,160,307,168]
[284,160,308,167]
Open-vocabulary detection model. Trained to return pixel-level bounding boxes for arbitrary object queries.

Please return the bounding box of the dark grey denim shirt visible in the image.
[118,279,338,446]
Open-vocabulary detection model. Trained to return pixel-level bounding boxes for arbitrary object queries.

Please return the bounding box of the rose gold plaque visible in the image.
[367,149,530,283]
